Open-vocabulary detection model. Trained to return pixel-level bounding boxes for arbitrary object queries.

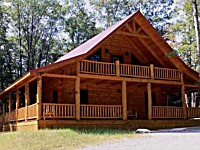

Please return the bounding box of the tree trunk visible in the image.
[192,0,200,82]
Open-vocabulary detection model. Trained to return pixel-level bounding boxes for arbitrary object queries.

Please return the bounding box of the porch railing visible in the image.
[17,107,26,121]
[27,103,37,119]
[187,107,200,118]
[43,103,76,119]
[80,104,122,118]
[80,60,182,81]
[152,106,184,118]
[9,110,16,121]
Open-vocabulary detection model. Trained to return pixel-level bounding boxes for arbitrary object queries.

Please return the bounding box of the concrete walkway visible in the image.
[80,127,200,150]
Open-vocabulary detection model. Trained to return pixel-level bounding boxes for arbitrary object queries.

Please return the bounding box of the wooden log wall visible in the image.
[99,45,133,64]
[42,77,75,104]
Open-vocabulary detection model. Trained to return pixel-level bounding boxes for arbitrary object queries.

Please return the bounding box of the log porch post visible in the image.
[147,83,152,120]
[2,97,5,123]
[150,64,154,79]
[181,73,187,119]
[9,93,12,122]
[9,93,12,112]
[122,80,127,120]
[75,77,80,120]
[37,75,42,120]
[16,90,20,122]
[115,60,120,77]
[25,83,30,121]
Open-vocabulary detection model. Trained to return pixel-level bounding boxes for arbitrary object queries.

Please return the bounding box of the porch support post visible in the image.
[147,83,152,120]
[150,64,154,79]
[9,92,12,112]
[9,93,12,122]
[122,80,127,120]
[181,73,187,119]
[16,90,20,122]
[75,76,80,120]
[37,75,42,120]
[2,98,5,123]
[25,83,30,121]
[115,60,120,77]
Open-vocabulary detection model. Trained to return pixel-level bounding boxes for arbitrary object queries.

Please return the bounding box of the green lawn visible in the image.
[0,129,136,150]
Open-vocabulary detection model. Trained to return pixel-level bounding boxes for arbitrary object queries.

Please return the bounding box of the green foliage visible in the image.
[168,0,199,70]
[89,0,175,35]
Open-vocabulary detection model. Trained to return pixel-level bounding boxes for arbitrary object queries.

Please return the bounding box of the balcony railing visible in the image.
[80,104,122,119]
[80,60,182,81]
[152,106,184,118]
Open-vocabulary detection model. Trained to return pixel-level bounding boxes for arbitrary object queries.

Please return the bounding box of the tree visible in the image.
[6,0,65,74]
[89,0,175,36]
[168,1,198,70]
[192,0,200,81]
[63,0,101,52]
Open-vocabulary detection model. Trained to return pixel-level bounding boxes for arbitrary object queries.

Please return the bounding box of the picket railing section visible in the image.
[154,67,181,80]
[152,106,184,118]
[9,110,16,121]
[120,64,150,78]
[187,107,200,118]
[27,103,37,119]
[80,60,182,81]
[17,107,26,121]
[80,104,122,118]
[43,103,75,119]
[80,60,116,75]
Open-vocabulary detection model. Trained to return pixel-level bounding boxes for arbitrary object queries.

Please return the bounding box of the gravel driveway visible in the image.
[80,127,200,150]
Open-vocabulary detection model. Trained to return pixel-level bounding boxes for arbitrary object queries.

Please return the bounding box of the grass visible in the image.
[0,128,137,150]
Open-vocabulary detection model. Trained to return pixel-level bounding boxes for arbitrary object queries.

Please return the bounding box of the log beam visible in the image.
[75,77,80,120]
[122,81,127,120]
[147,83,152,120]
[41,73,76,79]
[78,73,182,85]
[37,76,42,120]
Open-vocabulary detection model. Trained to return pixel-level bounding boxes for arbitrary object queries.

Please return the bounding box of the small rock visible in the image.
[135,128,151,134]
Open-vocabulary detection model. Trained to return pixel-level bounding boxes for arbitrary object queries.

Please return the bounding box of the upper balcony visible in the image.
[80,60,182,81]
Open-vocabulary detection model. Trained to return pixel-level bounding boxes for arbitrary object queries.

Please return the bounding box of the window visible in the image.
[89,50,101,61]
[53,90,58,103]
[111,55,124,63]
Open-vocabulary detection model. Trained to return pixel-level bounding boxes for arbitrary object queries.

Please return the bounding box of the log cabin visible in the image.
[1,11,200,131]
